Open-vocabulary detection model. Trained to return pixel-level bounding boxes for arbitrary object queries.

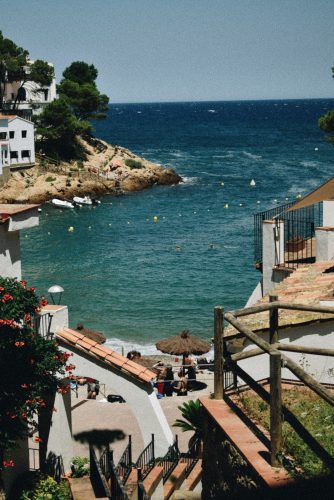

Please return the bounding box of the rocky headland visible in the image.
[0,136,182,204]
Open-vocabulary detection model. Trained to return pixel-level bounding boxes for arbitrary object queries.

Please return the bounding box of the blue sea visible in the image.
[22,99,334,353]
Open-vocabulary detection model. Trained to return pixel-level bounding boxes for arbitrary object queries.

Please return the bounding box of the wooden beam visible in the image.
[228,302,274,318]
[278,343,334,357]
[231,364,334,471]
[214,306,224,400]
[270,352,282,466]
[231,346,275,362]
[224,312,334,407]
[277,302,334,315]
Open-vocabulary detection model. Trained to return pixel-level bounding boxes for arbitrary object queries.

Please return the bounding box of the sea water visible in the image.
[21,99,334,353]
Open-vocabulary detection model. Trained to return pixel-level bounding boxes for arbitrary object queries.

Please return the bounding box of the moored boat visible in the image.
[73,195,93,205]
[52,198,75,209]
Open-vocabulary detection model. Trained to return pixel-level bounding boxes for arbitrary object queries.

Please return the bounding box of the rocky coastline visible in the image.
[0,136,182,204]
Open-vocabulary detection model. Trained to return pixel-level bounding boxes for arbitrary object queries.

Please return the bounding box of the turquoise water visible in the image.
[21,99,334,352]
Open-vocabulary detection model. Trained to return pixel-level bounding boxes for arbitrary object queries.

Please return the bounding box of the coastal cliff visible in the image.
[0,136,182,204]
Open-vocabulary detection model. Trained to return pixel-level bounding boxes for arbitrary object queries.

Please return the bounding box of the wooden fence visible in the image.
[213,298,334,468]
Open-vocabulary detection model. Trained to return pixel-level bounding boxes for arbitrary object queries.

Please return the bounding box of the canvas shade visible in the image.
[155,329,211,357]
[286,175,334,212]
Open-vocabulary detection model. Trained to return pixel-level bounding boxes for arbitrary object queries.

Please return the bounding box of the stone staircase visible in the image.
[80,434,202,499]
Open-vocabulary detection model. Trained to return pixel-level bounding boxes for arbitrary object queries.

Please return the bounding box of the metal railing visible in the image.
[135,434,155,480]
[180,439,199,477]
[99,446,129,500]
[90,446,112,499]
[254,202,322,267]
[160,436,180,483]
[137,468,150,500]
[117,435,133,484]
[32,312,53,339]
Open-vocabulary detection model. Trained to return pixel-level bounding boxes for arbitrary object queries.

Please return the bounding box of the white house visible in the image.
[4,60,57,116]
[0,115,35,170]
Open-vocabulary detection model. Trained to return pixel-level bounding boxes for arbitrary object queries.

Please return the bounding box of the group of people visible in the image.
[152,358,198,399]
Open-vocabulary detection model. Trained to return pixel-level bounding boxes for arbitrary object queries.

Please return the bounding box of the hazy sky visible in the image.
[2,0,334,102]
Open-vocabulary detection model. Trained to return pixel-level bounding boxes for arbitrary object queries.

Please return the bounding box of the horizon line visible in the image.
[109,96,334,105]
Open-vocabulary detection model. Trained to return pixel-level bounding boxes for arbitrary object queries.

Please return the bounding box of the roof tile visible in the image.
[56,327,155,384]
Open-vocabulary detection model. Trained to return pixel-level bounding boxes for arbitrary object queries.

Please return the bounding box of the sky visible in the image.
[2,0,334,103]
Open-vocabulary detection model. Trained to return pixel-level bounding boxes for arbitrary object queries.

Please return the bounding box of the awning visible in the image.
[286,175,334,212]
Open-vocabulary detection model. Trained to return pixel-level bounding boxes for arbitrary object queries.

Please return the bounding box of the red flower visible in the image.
[2,459,14,468]
[29,287,36,292]
[0,287,4,291]
[40,296,48,307]
[20,280,27,288]
[21,383,28,389]
[2,293,13,302]
[34,437,42,443]
[15,341,25,347]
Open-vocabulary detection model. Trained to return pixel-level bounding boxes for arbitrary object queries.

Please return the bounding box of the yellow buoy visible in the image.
[68,226,74,232]
[153,216,158,222]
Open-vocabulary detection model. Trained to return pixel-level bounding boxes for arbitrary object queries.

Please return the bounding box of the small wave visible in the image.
[208,109,216,113]
[169,151,184,158]
[137,111,142,114]
[212,153,234,159]
[105,338,160,356]
[242,151,262,160]
[300,161,318,168]
[181,176,200,185]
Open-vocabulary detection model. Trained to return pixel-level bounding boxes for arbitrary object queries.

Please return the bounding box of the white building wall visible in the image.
[237,320,334,385]
[58,343,173,458]
[8,117,35,165]
[0,224,21,279]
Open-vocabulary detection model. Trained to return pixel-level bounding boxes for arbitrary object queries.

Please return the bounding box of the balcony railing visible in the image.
[254,201,322,269]
[135,434,155,480]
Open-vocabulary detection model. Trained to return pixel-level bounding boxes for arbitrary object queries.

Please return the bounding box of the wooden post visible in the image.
[269,294,278,344]
[214,306,224,399]
[270,351,282,467]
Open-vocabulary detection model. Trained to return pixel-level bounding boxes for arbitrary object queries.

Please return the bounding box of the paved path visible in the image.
[71,370,214,462]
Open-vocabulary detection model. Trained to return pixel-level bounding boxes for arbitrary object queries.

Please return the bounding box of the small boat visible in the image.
[52,198,74,209]
[92,198,101,205]
[73,195,93,206]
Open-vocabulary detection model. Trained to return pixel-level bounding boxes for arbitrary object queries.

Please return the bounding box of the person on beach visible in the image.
[87,379,100,399]
[173,375,188,396]
[163,365,175,397]
[154,368,166,399]
[184,357,197,391]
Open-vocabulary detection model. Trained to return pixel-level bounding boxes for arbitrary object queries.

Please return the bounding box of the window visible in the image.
[9,131,14,139]
[0,132,6,140]
[10,151,18,159]
[21,150,30,158]
[22,130,27,138]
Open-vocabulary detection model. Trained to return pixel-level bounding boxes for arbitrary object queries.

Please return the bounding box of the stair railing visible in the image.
[161,436,180,483]
[135,434,155,480]
[90,445,112,499]
[117,435,132,484]
[137,468,150,500]
[180,438,200,476]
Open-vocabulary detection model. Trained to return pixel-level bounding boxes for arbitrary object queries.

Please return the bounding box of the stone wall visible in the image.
[202,412,260,499]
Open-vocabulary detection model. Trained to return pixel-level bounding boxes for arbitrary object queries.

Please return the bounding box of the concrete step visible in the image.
[170,490,201,500]
[143,465,164,499]
[185,459,202,491]
[68,476,108,500]
[163,462,188,500]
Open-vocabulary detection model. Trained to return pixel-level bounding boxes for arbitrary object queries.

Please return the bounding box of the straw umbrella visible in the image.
[155,329,211,374]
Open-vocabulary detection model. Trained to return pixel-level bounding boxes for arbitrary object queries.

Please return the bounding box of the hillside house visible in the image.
[0,115,35,171]
[3,59,57,119]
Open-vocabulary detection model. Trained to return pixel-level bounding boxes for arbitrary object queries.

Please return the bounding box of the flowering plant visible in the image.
[0,277,72,476]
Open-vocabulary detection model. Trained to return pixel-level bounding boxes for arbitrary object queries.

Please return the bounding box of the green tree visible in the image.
[0,278,72,496]
[58,61,109,121]
[173,399,204,455]
[0,32,54,110]
[34,98,90,159]
[319,64,334,143]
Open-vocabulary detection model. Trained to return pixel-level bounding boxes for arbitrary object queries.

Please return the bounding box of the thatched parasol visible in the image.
[156,330,211,371]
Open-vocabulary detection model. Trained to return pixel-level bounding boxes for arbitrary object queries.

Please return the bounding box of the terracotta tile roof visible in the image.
[226,261,334,340]
[56,327,155,384]
[0,203,40,215]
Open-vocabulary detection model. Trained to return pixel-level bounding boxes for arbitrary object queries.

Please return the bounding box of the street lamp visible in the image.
[48,285,64,305]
